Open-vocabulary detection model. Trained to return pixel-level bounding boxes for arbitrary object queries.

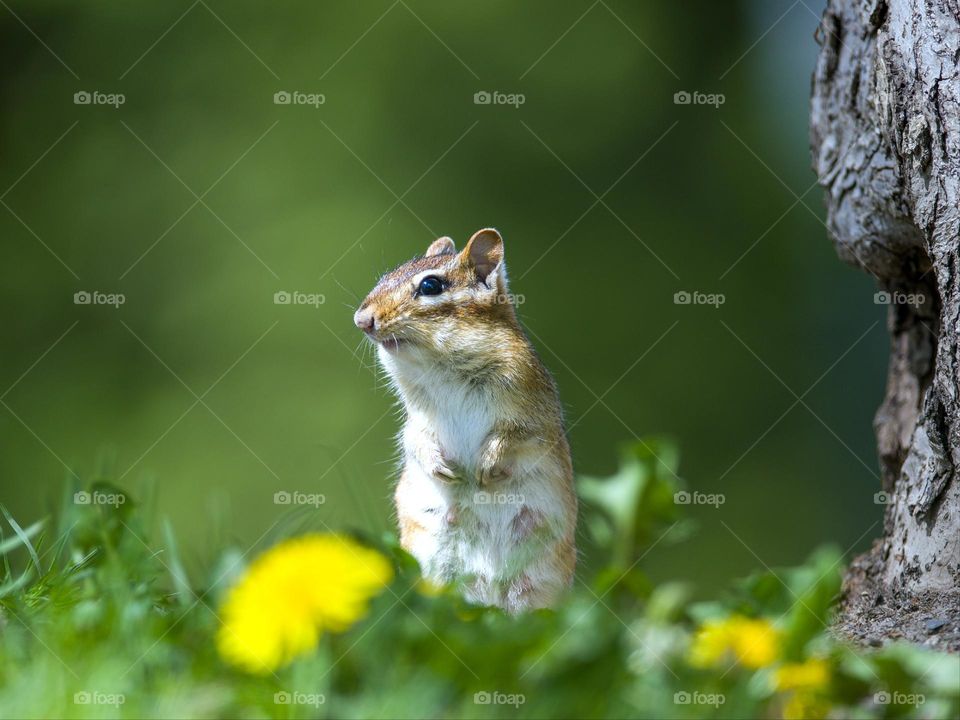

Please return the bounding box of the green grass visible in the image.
[0,440,956,719]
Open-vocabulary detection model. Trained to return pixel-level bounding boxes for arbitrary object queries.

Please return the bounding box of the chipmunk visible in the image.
[353,229,577,612]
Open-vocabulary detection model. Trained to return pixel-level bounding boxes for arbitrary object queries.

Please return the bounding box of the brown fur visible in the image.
[356,229,578,611]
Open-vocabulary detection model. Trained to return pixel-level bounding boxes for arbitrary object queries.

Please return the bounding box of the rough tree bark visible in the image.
[810,0,959,650]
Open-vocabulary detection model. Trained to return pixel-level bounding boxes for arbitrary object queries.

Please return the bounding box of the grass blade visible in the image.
[0,519,44,556]
[0,505,42,575]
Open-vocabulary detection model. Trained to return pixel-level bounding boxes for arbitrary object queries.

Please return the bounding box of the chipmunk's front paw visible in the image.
[478,433,513,486]
[478,461,511,486]
[431,461,460,483]
[427,449,463,483]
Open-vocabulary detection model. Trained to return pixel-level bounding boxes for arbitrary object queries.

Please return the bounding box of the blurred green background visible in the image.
[0,0,884,596]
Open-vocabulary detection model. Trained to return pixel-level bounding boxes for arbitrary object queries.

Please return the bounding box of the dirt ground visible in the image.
[833,543,960,653]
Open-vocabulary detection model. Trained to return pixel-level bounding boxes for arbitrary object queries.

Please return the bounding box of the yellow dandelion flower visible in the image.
[217,534,392,673]
[688,618,734,667]
[730,617,779,668]
[689,615,780,669]
[775,658,830,692]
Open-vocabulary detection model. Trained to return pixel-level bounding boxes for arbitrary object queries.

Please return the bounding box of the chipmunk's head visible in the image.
[353,228,515,359]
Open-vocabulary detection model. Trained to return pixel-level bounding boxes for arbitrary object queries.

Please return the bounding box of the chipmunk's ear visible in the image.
[461,228,504,285]
[425,236,456,257]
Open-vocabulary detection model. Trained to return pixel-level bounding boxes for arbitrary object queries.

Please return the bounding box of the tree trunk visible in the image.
[810,0,959,650]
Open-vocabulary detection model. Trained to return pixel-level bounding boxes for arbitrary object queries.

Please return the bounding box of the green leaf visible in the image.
[577,437,682,569]
[645,581,693,623]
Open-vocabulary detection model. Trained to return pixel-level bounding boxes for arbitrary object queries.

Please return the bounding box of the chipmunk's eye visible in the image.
[417,276,444,297]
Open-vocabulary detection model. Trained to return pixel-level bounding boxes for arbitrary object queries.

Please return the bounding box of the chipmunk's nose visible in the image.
[354,306,376,333]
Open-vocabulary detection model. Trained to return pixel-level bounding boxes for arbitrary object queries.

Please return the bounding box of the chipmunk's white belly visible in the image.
[416,395,492,467]
[387,354,494,464]
[385,353,574,610]
[396,447,572,611]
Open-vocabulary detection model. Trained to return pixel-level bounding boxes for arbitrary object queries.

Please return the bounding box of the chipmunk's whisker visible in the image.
[332,277,360,302]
